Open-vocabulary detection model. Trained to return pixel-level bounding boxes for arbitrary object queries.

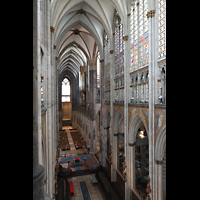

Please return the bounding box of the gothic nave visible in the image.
[33,0,166,200]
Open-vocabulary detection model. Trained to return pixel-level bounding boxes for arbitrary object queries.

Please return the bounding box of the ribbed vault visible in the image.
[51,0,128,94]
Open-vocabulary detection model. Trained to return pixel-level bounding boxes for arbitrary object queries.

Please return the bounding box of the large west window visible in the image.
[62,78,70,102]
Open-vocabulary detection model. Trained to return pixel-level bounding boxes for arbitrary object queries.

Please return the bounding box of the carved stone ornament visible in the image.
[73,29,80,35]
[76,9,86,15]
[155,160,163,165]
[50,26,55,33]
[147,10,155,18]
[123,35,128,41]
[104,126,110,129]
[128,142,135,147]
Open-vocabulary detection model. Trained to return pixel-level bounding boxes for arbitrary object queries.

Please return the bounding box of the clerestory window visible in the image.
[130,0,148,72]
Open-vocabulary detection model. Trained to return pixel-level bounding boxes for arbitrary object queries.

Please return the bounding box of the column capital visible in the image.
[104,126,110,130]
[128,142,135,147]
[155,159,163,165]
[50,26,55,33]
[123,35,128,41]
[147,10,155,18]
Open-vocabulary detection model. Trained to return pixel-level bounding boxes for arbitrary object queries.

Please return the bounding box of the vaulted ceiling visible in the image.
[51,0,127,78]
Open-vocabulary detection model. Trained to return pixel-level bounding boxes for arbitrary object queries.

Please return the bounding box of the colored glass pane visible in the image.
[130,0,148,72]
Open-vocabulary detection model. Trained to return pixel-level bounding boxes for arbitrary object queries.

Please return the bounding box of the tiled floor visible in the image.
[67,174,105,200]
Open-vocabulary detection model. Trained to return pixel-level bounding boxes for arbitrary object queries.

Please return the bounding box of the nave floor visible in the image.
[60,126,89,157]
[56,126,106,200]
[67,174,105,200]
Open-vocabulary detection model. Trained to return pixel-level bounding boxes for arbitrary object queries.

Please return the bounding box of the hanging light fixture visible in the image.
[139,131,145,139]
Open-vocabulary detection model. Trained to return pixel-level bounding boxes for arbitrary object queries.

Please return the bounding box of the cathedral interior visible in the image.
[33,0,166,199]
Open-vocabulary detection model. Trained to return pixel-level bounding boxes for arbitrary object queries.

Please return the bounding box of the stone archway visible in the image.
[128,113,149,145]
[127,113,149,199]
[112,110,124,181]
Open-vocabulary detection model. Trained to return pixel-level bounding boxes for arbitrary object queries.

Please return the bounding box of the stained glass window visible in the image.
[115,18,119,76]
[158,0,166,58]
[120,21,124,75]
[104,33,110,83]
[115,12,124,77]
[130,0,148,72]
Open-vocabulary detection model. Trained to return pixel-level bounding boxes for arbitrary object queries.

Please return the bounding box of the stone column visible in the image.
[147,7,156,200]
[123,31,131,200]
[157,163,163,200]
[112,133,119,182]
[144,79,147,102]
[33,0,44,199]
[56,68,59,155]
[51,42,56,199]
[102,126,109,167]
[58,77,62,130]
[126,143,135,199]
[108,48,115,181]
[46,22,54,197]
[153,160,163,200]
[89,69,97,154]
[130,143,136,190]
[100,59,106,167]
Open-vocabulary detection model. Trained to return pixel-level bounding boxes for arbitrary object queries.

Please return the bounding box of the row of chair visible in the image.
[64,179,70,200]
[70,130,86,149]
[59,131,70,150]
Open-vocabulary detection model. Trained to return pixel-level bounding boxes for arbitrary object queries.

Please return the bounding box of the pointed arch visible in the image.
[53,0,112,46]
[55,20,103,59]
[155,124,166,162]
[128,113,148,144]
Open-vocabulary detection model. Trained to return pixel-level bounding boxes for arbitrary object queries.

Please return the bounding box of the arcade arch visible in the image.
[128,114,149,199]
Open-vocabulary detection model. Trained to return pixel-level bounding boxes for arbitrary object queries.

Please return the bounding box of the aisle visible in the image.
[60,126,88,156]
[65,128,76,150]
[57,127,106,200]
